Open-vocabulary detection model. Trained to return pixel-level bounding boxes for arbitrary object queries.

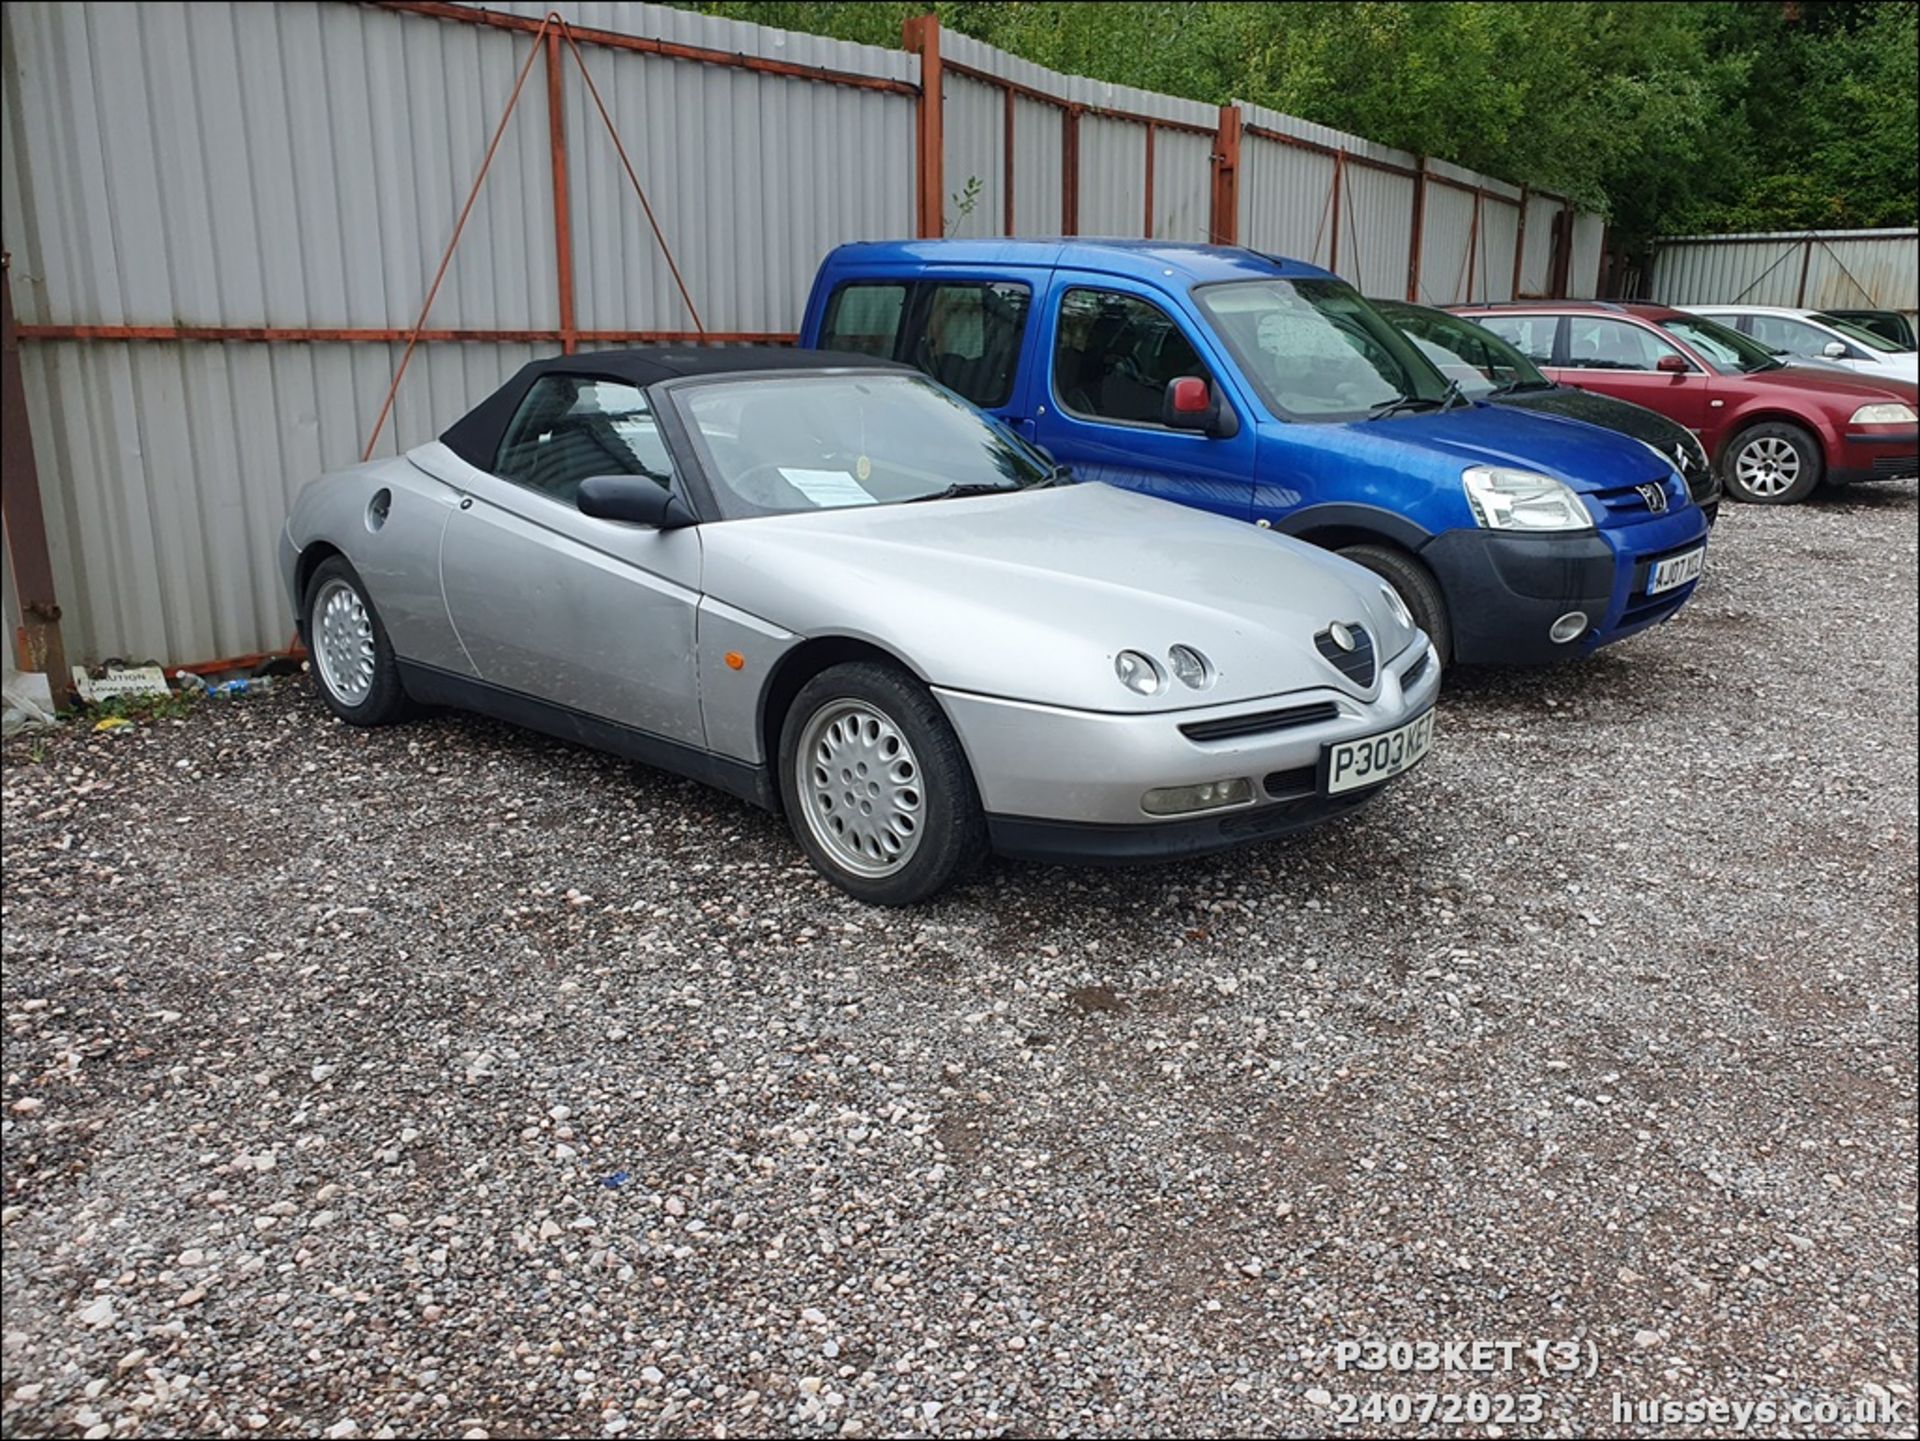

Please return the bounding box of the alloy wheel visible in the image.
[796,700,925,878]
[313,577,376,706]
[1734,436,1801,498]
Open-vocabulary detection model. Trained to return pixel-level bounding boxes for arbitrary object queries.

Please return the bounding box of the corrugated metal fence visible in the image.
[0,0,1606,669]
[1646,228,1919,324]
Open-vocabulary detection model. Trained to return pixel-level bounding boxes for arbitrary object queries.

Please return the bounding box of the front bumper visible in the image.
[937,637,1441,863]
[1830,429,1918,485]
[1421,507,1709,666]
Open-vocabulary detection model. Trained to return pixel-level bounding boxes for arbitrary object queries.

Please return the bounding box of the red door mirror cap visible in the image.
[1657,353,1691,374]
[1169,376,1212,412]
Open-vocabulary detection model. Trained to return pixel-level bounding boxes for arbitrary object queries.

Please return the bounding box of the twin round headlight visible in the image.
[1116,645,1215,695]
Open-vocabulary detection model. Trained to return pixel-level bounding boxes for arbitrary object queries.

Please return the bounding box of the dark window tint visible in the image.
[820,283,908,359]
[1476,314,1557,364]
[910,282,1030,407]
[1053,288,1208,425]
[494,376,674,507]
[1563,317,1683,371]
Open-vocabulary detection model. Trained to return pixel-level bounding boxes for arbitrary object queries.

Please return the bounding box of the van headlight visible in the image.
[1850,402,1916,425]
[1461,466,1593,532]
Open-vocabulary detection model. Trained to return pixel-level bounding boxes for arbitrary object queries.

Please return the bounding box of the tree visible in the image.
[679,1,1920,243]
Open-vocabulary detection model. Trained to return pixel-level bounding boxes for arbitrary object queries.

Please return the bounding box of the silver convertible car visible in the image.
[281,349,1440,903]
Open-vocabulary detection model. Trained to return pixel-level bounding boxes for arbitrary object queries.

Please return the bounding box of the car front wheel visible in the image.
[1723,422,1822,504]
[302,555,415,726]
[780,661,987,905]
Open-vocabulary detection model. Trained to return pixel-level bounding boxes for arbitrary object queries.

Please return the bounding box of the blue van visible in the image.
[800,240,1710,666]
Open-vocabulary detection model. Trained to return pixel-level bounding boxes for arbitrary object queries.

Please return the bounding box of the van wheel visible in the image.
[1339,544,1452,668]
[780,661,988,905]
[1723,422,1821,504]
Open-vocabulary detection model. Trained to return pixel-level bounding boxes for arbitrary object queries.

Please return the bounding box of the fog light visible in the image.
[1549,610,1588,644]
[1142,777,1254,816]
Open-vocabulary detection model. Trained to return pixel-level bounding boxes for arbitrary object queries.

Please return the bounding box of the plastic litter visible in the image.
[92,715,137,734]
[601,1171,629,1190]
[207,677,275,699]
[3,665,59,736]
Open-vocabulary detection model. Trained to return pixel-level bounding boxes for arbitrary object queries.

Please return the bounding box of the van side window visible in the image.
[912,282,1030,408]
[1053,288,1209,426]
[820,284,907,360]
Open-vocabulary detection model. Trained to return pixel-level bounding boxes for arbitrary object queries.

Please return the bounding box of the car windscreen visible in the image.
[1376,303,1552,398]
[1662,315,1783,374]
[1195,279,1450,421]
[1810,313,1907,354]
[677,372,1050,519]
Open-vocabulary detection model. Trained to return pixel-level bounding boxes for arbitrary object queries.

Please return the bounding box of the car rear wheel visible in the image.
[1338,543,1452,669]
[780,661,987,905]
[303,555,415,726]
[1723,422,1822,504]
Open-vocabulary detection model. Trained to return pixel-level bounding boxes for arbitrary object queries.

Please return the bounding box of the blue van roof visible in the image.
[818,238,1338,286]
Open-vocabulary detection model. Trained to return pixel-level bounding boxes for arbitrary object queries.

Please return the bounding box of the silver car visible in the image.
[280,350,1440,903]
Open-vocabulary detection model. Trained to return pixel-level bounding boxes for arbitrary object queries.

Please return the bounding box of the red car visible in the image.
[1452,300,1918,505]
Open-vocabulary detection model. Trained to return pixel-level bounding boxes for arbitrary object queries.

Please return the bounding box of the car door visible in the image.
[1023,276,1258,521]
[427,373,706,746]
[1553,315,1716,437]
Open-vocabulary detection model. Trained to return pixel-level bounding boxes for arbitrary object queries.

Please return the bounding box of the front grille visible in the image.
[1870,454,1918,480]
[1262,765,1318,800]
[1400,648,1431,690]
[1314,624,1376,688]
[1180,701,1339,743]
[1621,590,1690,628]
[1592,475,1682,524]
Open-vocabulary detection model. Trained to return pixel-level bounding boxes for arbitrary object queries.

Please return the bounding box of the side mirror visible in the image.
[1821,339,1848,359]
[577,475,696,528]
[1656,353,1690,375]
[1161,376,1239,437]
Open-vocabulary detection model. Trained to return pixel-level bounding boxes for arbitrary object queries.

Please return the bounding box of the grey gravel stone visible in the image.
[2,484,1915,1438]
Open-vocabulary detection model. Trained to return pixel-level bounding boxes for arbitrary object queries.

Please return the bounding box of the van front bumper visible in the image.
[1421,510,1708,665]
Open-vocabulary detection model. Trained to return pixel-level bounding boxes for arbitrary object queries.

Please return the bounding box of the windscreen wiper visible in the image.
[1369,379,1468,419]
[1485,378,1555,396]
[1366,394,1444,420]
[905,482,1022,503]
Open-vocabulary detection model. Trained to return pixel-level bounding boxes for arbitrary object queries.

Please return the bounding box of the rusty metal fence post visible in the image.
[1209,104,1240,246]
[1,253,68,697]
[903,14,944,238]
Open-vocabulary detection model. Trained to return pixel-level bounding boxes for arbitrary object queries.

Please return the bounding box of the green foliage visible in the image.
[86,689,199,725]
[678,0,1919,245]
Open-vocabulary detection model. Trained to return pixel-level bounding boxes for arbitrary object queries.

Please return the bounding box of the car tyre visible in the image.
[302,555,416,726]
[1722,421,1822,504]
[1338,543,1452,668]
[780,661,987,905]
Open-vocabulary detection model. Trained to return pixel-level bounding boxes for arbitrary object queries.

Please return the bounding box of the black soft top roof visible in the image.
[439,345,899,469]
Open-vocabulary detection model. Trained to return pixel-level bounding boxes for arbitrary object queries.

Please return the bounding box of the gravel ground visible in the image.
[3,482,1916,1440]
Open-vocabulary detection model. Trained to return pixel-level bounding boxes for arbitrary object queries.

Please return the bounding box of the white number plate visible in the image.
[1647,546,1706,595]
[1323,710,1437,796]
